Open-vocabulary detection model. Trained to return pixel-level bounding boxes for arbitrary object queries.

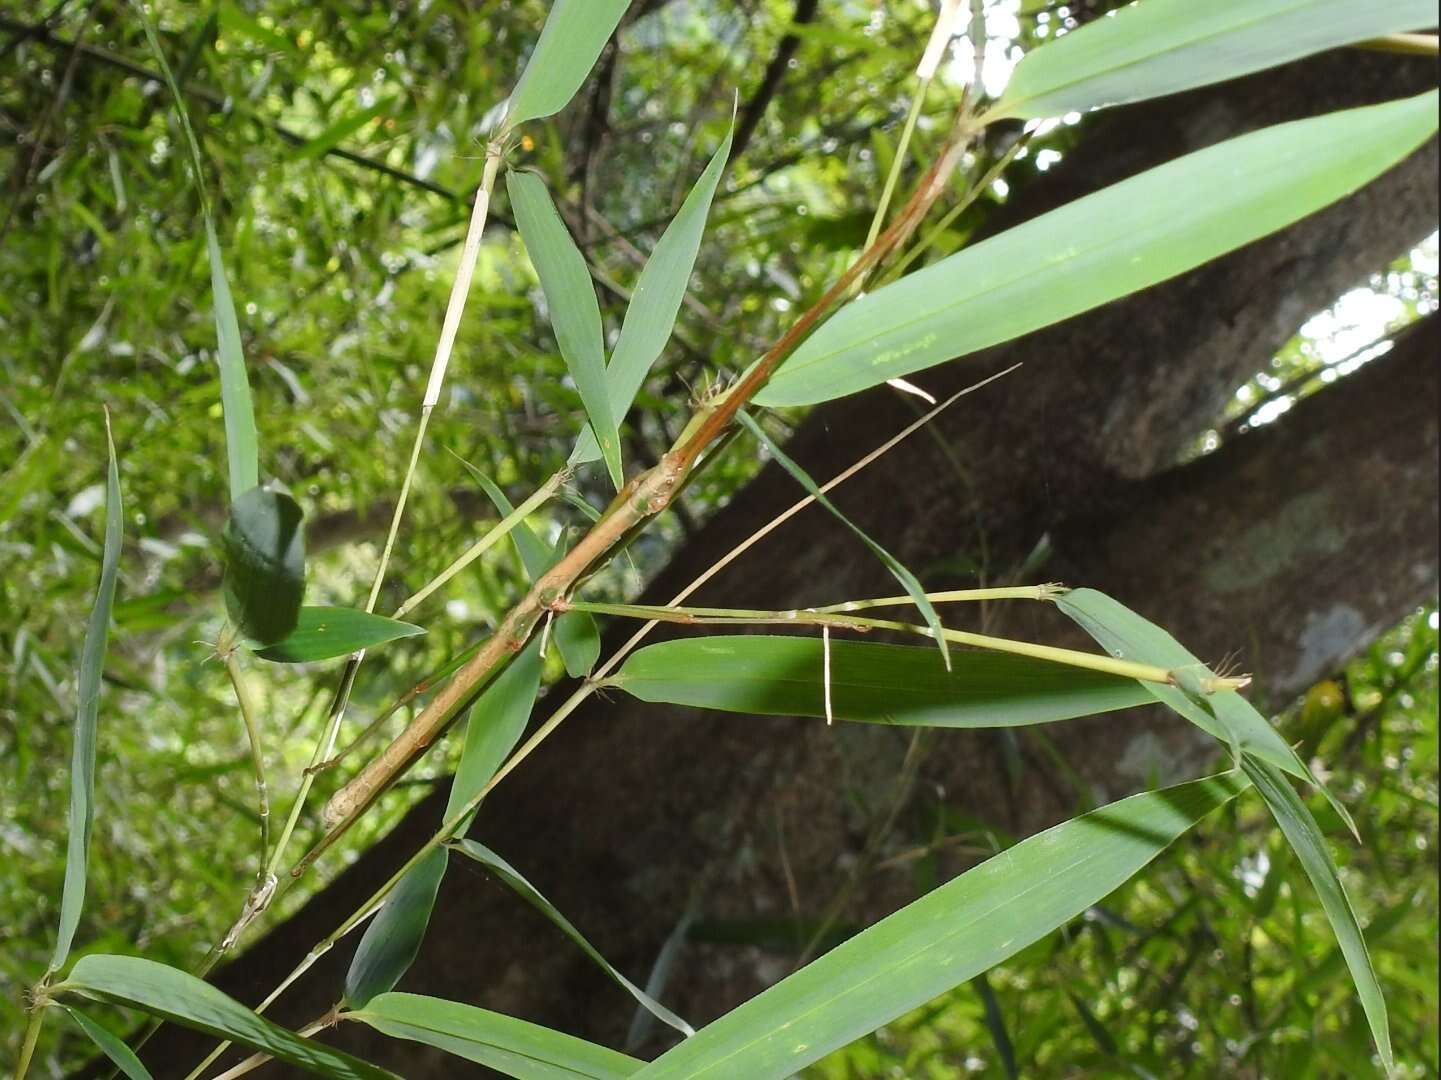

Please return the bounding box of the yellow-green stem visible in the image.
[14,1008,45,1080]
[224,650,270,873]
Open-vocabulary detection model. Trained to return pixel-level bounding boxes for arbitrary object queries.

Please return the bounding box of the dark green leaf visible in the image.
[738,410,950,667]
[222,485,305,645]
[255,606,424,663]
[51,418,123,972]
[450,840,692,1037]
[755,93,1438,408]
[992,0,1438,120]
[504,0,633,130]
[208,220,260,501]
[344,848,449,1010]
[64,1007,154,1080]
[632,771,1248,1078]
[349,992,642,1079]
[609,635,1154,726]
[507,170,623,489]
[62,955,397,1079]
[448,637,544,824]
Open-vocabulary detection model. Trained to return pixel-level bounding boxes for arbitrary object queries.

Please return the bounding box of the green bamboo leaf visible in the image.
[467,464,602,677]
[991,0,1437,121]
[222,485,306,645]
[61,955,397,1079]
[255,606,424,663]
[608,635,1153,725]
[344,848,449,1010]
[755,92,1439,408]
[737,410,951,668]
[292,98,394,160]
[1056,587,1357,837]
[348,992,642,1079]
[1242,757,1391,1073]
[50,418,122,973]
[448,636,544,824]
[572,115,735,464]
[64,1007,154,1080]
[508,170,623,489]
[450,840,693,1038]
[633,771,1249,1078]
[503,0,633,130]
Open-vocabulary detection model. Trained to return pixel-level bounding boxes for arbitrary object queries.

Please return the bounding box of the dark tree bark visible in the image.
[136,50,1438,1078]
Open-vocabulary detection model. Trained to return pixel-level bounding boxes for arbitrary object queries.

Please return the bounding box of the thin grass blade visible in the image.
[609,635,1154,726]
[61,955,397,1079]
[991,0,1438,121]
[573,115,735,464]
[1242,756,1391,1074]
[755,92,1439,408]
[50,417,122,973]
[255,607,424,663]
[450,840,693,1037]
[507,170,623,489]
[632,771,1249,1078]
[503,0,633,131]
[737,410,950,667]
[348,992,642,1079]
[63,1008,154,1080]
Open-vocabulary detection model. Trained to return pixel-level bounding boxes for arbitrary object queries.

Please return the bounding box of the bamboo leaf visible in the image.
[450,840,693,1038]
[1057,587,1357,837]
[991,0,1438,121]
[755,92,1439,408]
[572,116,735,464]
[222,485,306,645]
[632,771,1249,1078]
[50,418,123,973]
[608,635,1154,725]
[507,170,624,489]
[207,220,260,501]
[467,465,602,676]
[1242,757,1391,1073]
[344,848,449,1010]
[448,637,544,824]
[348,992,643,1079]
[64,1007,154,1080]
[255,606,424,663]
[737,410,951,668]
[503,0,633,130]
[61,955,397,1079]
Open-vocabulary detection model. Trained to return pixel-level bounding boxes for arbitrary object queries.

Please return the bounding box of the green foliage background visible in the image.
[0,1,1435,1075]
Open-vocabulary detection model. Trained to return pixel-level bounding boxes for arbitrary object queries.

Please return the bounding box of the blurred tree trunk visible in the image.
[134,49,1438,1078]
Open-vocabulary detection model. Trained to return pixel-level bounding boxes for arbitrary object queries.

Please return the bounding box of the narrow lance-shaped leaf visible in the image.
[572,114,735,464]
[344,638,543,1009]
[256,606,424,663]
[609,635,1155,726]
[50,417,123,973]
[222,485,306,645]
[755,92,1439,408]
[508,170,624,489]
[633,771,1249,1079]
[450,840,693,1037]
[737,410,951,668]
[1057,587,1356,836]
[990,0,1438,121]
[503,0,633,131]
[467,464,601,677]
[348,992,643,1080]
[64,1008,155,1080]
[1241,757,1392,1074]
[61,955,397,1079]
